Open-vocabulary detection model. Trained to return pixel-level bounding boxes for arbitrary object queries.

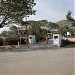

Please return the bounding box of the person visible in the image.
[46,36,48,44]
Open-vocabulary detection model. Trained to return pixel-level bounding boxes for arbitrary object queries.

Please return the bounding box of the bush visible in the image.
[61,39,70,47]
[5,38,17,45]
[20,38,26,44]
[38,36,45,42]
[5,37,26,45]
[0,38,4,46]
[61,39,75,47]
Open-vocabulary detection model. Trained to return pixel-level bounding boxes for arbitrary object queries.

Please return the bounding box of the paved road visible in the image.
[0,47,74,75]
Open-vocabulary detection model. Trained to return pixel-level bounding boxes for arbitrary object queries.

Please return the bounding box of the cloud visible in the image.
[28,0,74,22]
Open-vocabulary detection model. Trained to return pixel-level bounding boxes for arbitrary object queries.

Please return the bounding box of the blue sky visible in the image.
[28,0,74,22]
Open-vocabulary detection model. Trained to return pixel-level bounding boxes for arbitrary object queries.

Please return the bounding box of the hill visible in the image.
[56,20,73,27]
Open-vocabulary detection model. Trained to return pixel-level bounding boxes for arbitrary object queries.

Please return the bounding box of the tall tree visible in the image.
[66,11,75,36]
[28,20,48,38]
[66,11,75,27]
[28,21,41,35]
[66,11,74,21]
[0,0,36,28]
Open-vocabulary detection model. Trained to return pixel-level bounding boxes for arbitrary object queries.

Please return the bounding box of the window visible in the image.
[54,36,58,39]
[30,37,32,39]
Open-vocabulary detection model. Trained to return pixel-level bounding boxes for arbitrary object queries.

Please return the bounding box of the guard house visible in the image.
[29,35,36,44]
[52,31,63,47]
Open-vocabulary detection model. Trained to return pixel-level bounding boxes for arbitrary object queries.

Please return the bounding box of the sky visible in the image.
[28,0,74,22]
[0,0,74,33]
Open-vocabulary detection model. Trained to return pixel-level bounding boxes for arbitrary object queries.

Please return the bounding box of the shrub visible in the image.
[5,37,26,45]
[20,38,26,44]
[0,38,4,46]
[61,39,70,47]
[61,39,75,47]
[5,38,17,45]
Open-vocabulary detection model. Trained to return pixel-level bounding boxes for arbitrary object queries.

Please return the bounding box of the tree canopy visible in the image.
[66,11,74,21]
[66,11,75,27]
[0,0,36,28]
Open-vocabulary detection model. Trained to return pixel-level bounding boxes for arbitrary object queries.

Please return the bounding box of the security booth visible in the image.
[52,31,63,47]
[29,35,36,44]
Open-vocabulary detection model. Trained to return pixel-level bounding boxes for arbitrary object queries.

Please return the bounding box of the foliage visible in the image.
[66,11,75,36]
[9,26,18,37]
[28,20,60,33]
[5,37,26,45]
[28,20,61,39]
[10,26,18,31]
[21,21,29,25]
[0,38,4,46]
[48,22,60,31]
[5,38,18,45]
[0,0,36,28]
[28,21,42,35]
[28,20,48,42]
[0,26,18,37]
[66,11,75,27]
[61,39,75,47]
[66,11,74,21]
[63,25,71,32]
[0,31,8,37]
[72,21,75,27]
[38,20,49,27]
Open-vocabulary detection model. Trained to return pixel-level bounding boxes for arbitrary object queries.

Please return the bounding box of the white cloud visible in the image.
[28,0,74,22]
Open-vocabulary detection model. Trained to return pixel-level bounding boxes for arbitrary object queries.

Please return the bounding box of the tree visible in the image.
[48,22,60,31]
[28,21,42,35]
[0,31,8,37]
[66,11,75,36]
[66,11,74,21]
[66,11,75,27]
[0,26,18,37]
[10,26,18,36]
[10,25,18,31]
[28,20,48,41]
[0,0,36,28]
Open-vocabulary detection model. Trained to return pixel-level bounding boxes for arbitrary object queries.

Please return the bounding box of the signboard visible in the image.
[19,30,28,36]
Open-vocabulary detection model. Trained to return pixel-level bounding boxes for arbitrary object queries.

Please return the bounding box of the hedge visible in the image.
[5,38,26,45]
[0,37,26,46]
[0,38,4,46]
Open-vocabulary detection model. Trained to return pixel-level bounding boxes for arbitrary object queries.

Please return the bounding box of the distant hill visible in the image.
[56,20,73,27]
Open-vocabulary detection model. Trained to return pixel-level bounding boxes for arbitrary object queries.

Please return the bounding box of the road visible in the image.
[0,46,74,75]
